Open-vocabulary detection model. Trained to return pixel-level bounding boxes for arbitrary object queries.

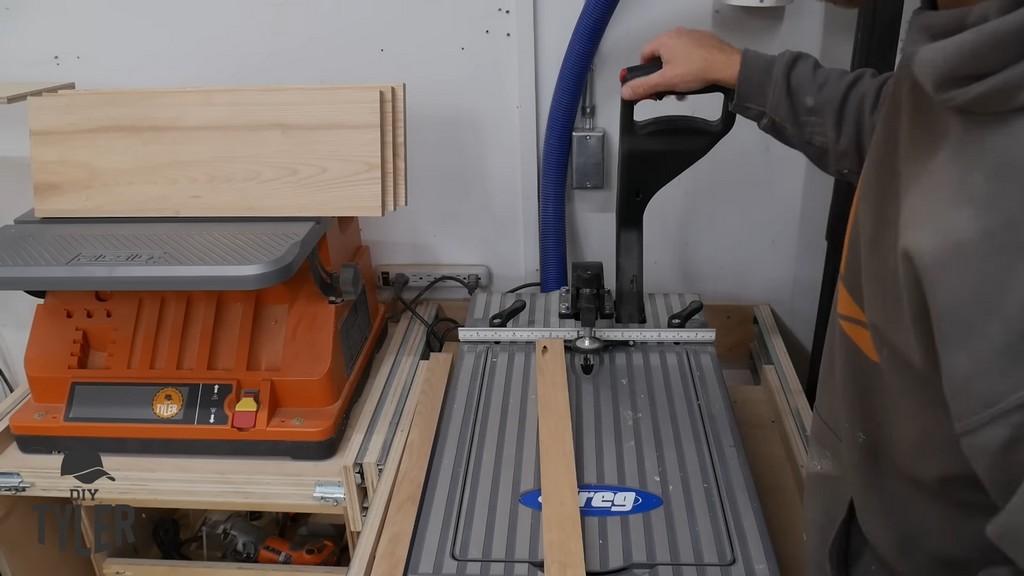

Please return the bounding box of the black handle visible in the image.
[614,59,737,325]
[619,58,732,101]
[668,300,704,328]
[489,299,527,327]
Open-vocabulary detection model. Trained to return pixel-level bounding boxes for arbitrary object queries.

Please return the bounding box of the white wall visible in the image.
[0,0,862,386]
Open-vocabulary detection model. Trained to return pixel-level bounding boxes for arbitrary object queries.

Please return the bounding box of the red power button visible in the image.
[232,391,258,430]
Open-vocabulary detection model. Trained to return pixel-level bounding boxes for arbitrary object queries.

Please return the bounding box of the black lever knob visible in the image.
[490,299,527,327]
[668,300,704,328]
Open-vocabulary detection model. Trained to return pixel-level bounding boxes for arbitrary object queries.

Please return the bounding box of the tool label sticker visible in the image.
[519,484,663,516]
[152,387,184,419]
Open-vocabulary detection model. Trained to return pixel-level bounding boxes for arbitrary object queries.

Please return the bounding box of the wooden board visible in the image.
[0,495,96,576]
[53,83,405,211]
[534,340,585,576]
[359,310,428,497]
[340,304,433,532]
[0,82,75,104]
[755,305,812,431]
[727,384,806,576]
[349,353,452,576]
[370,354,452,576]
[761,364,807,494]
[28,86,387,218]
[100,559,345,575]
[392,84,407,207]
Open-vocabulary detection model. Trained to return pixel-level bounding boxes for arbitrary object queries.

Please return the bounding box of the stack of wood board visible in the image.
[25,84,406,218]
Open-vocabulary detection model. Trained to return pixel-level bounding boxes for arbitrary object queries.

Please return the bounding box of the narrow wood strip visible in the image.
[351,353,452,576]
[535,340,585,576]
[370,354,452,575]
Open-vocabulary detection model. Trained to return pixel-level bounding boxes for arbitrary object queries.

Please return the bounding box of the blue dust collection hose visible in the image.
[539,0,620,292]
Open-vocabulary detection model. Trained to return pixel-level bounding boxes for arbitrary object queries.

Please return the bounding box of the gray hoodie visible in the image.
[731,1,1024,574]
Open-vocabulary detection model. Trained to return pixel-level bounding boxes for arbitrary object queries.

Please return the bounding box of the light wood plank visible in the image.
[0,496,95,576]
[29,86,386,218]
[101,558,345,575]
[360,308,430,498]
[0,82,75,104]
[392,84,407,207]
[339,308,421,531]
[534,340,585,576]
[369,355,450,576]
[382,88,395,212]
[761,364,807,493]
[350,353,452,576]
[727,384,806,576]
[57,83,402,211]
[755,305,812,431]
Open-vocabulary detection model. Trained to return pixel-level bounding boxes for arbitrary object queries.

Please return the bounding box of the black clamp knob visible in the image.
[490,299,527,328]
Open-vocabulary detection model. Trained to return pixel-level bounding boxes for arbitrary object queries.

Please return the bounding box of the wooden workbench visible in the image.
[0,301,810,576]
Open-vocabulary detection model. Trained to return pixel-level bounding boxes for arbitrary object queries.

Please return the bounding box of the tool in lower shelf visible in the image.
[0,214,387,460]
[217,515,342,566]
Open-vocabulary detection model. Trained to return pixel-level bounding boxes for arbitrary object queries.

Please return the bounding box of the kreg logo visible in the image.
[519,484,663,517]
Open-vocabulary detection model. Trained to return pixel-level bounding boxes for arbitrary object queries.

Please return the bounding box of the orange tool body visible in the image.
[257,535,341,565]
[8,217,386,460]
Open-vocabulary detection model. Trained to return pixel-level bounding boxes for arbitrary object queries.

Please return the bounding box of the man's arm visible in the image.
[732,49,892,183]
[621,28,893,183]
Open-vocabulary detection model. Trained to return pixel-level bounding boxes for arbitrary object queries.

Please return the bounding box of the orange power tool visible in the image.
[217,516,342,566]
[1,215,386,460]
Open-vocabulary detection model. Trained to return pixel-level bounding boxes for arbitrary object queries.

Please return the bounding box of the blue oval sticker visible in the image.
[519,484,663,517]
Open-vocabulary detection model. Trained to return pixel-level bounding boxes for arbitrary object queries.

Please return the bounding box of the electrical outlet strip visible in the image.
[375,265,491,289]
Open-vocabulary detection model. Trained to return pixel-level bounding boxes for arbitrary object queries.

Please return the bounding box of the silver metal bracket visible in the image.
[0,472,30,494]
[313,481,346,507]
[457,327,716,344]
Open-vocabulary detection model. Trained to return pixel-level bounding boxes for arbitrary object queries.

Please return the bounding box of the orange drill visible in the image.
[219,516,341,566]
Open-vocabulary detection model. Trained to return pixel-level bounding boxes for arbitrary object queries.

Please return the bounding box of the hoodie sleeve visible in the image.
[732,49,893,184]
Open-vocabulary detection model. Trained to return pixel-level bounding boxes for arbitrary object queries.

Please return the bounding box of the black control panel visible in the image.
[65,382,232,425]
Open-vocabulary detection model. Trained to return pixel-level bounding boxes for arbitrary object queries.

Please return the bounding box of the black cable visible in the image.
[394,291,451,352]
[387,275,477,323]
[407,275,474,308]
[438,324,462,347]
[505,282,541,293]
[153,517,191,561]
[0,366,13,394]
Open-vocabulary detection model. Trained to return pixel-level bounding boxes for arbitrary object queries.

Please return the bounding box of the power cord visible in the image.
[505,282,541,293]
[389,273,475,352]
[0,366,14,394]
[153,517,191,561]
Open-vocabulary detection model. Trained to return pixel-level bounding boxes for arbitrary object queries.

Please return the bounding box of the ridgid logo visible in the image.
[33,450,137,556]
[519,484,663,517]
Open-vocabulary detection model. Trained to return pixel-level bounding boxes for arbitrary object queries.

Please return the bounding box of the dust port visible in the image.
[95,291,112,302]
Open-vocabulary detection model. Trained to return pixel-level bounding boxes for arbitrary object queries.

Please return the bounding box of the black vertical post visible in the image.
[805,0,908,405]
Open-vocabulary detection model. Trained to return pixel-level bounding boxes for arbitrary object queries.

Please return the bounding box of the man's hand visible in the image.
[621,28,742,100]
